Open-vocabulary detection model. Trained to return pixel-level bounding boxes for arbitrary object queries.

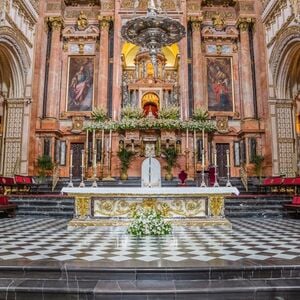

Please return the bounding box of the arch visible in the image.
[0,27,31,98]
[269,26,300,99]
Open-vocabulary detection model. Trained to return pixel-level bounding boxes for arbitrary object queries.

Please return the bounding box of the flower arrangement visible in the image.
[158,105,180,120]
[91,107,107,122]
[128,208,172,236]
[86,106,216,132]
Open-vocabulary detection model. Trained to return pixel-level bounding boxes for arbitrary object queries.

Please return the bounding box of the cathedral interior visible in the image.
[0,0,300,298]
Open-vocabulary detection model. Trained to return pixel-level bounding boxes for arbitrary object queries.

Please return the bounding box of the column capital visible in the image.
[189,16,203,32]
[236,17,255,32]
[98,15,113,31]
[47,16,64,31]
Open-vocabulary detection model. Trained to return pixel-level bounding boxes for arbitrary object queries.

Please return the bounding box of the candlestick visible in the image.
[68,149,73,187]
[213,148,219,187]
[226,149,232,187]
[202,128,205,148]
[200,148,206,187]
[79,149,85,187]
[131,140,134,152]
[186,128,189,148]
[109,129,112,149]
[92,151,98,187]
[92,129,95,152]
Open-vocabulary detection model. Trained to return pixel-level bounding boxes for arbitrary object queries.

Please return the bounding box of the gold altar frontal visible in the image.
[62,187,239,230]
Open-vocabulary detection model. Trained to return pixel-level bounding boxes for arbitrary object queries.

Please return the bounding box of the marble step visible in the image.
[0,265,299,300]
[0,278,299,300]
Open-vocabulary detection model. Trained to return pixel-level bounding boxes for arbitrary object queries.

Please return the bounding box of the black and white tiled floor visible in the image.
[0,217,300,266]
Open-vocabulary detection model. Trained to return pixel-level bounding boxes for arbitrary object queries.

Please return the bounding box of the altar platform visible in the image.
[0,217,299,299]
[61,187,239,229]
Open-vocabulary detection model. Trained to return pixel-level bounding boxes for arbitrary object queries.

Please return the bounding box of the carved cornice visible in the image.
[237,17,255,31]
[98,15,113,31]
[63,25,99,42]
[48,16,64,30]
[201,25,239,42]
[202,0,236,7]
[64,0,100,6]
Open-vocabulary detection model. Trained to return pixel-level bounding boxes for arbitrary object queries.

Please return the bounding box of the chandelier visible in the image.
[121,0,186,77]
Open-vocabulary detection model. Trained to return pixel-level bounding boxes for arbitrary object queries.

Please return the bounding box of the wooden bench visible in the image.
[0,176,18,195]
[283,195,300,217]
[0,196,17,217]
[259,176,300,194]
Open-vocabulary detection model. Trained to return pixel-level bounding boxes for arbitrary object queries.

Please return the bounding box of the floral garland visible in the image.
[127,208,172,236]
[87,106,216,132]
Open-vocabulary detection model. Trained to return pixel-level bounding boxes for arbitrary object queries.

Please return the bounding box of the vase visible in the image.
[120,172,128,180]
[165,172,173,181]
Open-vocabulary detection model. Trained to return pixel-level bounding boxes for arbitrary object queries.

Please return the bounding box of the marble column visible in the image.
[98,16,111,109]
[46,16,63,119]
[190,17,204,109]
[112,2,121,120]
[238,18,255,119]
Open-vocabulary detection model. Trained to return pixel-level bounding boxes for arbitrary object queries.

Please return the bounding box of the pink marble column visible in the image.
[98,16,111,109]
[190,17,204,109]
[46,16,63,119]
[112,2,121,120]
[238,18,255,119]
[179,3,189,120]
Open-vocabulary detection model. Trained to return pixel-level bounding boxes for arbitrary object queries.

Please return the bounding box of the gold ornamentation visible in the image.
[77,11,88,31]
[237,17,255,32]
[98,16,112,31]
[212,13,225,31]
[209,196,224,217]
[216,116,229,133]
[48,16,64,31]
[71,116,84,133]
[75,197,91,218]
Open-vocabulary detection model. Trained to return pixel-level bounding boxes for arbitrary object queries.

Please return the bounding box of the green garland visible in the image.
[86,118,216,132]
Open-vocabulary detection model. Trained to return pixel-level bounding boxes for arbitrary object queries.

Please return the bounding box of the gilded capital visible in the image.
[189,15,203,32]
[48,16,64,31]
[237,17,255,32]
[98,15,112,31]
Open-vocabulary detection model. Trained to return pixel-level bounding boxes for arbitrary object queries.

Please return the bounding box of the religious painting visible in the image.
[207,57,233,112]
[67,56,94,111]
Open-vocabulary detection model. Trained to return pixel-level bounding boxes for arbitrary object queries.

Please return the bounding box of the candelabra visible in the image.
[200,149,207,187]
[68,150,74,187]
[213,149,219,187]
[92,151,98,187]
[79,149,85,187]
[226,149,232,187]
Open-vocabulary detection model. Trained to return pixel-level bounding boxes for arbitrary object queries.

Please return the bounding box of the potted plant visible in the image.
[117,148,135,180]
[252,154,264,183]
[162,147,178,180]
[37,155,54,182]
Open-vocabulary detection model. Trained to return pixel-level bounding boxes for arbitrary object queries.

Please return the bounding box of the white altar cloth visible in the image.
[61,186,239,196]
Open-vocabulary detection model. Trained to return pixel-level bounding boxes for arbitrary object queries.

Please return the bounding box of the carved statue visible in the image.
[77,11,88,31]
[212,13,225,31]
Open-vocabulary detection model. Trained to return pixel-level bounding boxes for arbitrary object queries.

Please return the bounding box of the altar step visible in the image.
[9,195,74,218]
[225,194,292,218]
[0,264,299,299]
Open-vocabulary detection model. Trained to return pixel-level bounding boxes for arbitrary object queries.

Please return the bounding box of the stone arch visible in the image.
[269,26,300,99]
[0,26,31,98]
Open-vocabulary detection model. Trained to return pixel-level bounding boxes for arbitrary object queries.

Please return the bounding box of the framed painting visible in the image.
[207,57,234,112]
[67,56,94,111]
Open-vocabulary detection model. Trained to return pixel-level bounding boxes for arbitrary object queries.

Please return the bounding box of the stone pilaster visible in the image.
[97,16,111,110]
[46,16,63,120]
[237,17,255,119]
[190,16,204,109]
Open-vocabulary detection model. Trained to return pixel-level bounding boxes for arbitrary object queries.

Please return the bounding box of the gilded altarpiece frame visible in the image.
[207,57,234,113]
[66,56,94,112]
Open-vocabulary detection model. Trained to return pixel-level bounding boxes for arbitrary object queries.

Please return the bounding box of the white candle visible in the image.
[92,129,95,152]
[109,129,112,149]
[214,148,217,166]
[186,128,189,148]
[193,130,196,151]
[70,150,73,167]
[93,151,97,168]
[202,149,205,165]
[202,128,205,148]
[131,140,134,152]
[81,150,84,167]
[226,149,230,167]
[101,129,104,153]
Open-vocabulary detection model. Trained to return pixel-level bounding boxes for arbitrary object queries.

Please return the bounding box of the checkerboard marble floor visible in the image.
[0,217,299,267]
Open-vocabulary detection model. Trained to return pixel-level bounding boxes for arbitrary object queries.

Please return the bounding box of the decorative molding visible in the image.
[236,17,255,31]
[98,15,112,31]
[48,16,64,30]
